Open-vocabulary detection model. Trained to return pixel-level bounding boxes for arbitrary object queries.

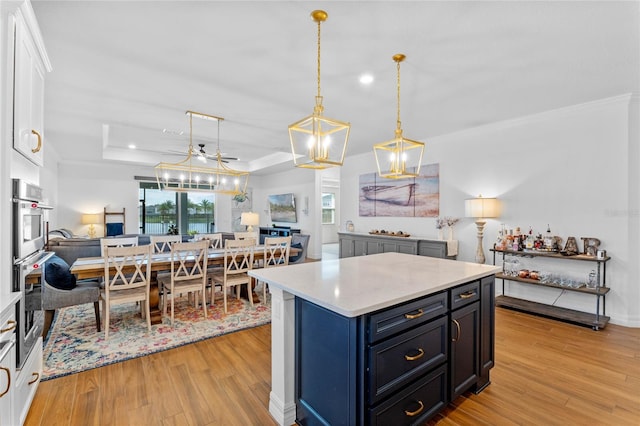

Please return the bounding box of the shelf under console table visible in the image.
[491,248,611,330]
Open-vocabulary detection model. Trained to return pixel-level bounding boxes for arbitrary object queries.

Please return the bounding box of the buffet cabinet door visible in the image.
[13,9,47,167]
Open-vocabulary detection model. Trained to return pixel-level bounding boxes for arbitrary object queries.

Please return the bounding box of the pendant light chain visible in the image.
[396,59,402,131]
[316,18,322,99]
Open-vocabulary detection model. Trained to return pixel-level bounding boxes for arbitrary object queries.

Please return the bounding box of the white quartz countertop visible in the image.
[249,252,501,317]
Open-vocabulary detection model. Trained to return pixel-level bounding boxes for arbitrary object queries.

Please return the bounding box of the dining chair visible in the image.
[101,244,152,339]
[208,239,255,314]
[260,236,291,302]
[157,240,209,325]
[100,236,139,257]
[199,233,223,249]
[234,232,257,245]
[150,234,182,253]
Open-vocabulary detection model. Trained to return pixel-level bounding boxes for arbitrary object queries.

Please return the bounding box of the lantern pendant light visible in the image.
[289,10,351,169]
[373,54,425,179]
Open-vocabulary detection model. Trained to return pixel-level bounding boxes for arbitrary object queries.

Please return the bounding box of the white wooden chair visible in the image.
[100,236,139,257]
[208,239,255,313]
[101,244,152,339]
[199,233,223,249]
[260,236,291,302]
[234,232,257,245]
[150,234,182,253]
[157,240,209,325]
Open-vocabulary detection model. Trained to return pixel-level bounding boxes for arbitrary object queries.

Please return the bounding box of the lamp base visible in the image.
[88,224,96,239]
[247,225,254,232]
[474,220,487,264]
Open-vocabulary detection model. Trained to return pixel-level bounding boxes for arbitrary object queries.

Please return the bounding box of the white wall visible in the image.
[56,162,146,236]
[340,94,638,327]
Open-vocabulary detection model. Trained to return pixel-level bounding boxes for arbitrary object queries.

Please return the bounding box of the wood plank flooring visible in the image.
[26,308,640,426]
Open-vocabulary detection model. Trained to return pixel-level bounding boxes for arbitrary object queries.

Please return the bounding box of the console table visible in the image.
[259,227,300,244]
[250,253,499,425]
[338,232,456,260]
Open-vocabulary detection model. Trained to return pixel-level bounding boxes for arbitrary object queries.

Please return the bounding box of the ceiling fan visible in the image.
[165,143,239,163]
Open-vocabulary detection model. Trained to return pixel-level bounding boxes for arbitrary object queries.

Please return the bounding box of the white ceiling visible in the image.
[31,1,639,175]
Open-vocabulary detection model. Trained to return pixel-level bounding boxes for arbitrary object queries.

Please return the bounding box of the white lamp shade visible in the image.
[81,214,100,224]
[240,212,259,227]
[465,197,500,219]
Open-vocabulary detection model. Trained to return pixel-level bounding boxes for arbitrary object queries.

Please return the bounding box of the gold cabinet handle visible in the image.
[0,367,10,398]
[31,129,42,153]
[0,320,16,334]
[28,372,40,385]
[459,291,476,299]
[404,309,424,320]
[404,400,425,417]
[452,319,461,342]
[404,348,425,361]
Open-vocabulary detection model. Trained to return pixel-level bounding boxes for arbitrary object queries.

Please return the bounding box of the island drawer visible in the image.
[367,291,447,343]
[367,316,447,405]
[368,364,447,425]
[450,280,480,310]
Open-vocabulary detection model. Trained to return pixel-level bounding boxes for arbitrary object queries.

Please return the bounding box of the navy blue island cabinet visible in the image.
[294,275,495,425]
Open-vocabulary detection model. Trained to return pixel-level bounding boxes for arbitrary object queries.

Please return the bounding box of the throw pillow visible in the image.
[289,242,303,263]
[45,255,77,290]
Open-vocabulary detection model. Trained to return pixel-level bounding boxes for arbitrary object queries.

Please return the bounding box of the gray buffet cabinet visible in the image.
[338,232,455,260]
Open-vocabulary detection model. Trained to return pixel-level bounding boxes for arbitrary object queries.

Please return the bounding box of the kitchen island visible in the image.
[249,252,500,426]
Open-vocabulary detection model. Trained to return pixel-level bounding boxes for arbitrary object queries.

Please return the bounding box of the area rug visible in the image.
[42,293,271,380]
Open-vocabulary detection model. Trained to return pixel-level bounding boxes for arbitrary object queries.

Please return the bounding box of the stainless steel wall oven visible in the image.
[12,179,53,368]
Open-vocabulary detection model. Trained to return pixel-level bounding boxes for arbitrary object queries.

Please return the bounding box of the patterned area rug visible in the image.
[42,292,270,380]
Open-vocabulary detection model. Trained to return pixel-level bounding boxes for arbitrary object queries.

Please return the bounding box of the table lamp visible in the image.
[81,213,100,239]
[465,195,500,264]
[240,212,259,232]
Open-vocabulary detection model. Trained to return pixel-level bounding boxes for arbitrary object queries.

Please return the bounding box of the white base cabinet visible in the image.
[14,338,41,425]
[0,298,18,426]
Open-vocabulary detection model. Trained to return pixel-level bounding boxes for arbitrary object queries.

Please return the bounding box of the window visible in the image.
[322,193,335,225]
[139,183,215,235]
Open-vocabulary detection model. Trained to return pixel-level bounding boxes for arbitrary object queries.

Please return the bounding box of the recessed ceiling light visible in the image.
[128,144,136,149]
[359,73,374,85]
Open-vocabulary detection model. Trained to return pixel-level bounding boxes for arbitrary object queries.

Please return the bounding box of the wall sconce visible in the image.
[81,213,100,239]
[240,212,260,232]
[464,195,500,264]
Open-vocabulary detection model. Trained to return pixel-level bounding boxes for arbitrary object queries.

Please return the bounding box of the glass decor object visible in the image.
[289,10,350,169]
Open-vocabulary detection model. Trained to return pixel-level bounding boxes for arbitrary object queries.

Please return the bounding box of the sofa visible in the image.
[47,231,237,266]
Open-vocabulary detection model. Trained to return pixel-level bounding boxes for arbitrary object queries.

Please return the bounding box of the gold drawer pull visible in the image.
[452,319,461,342]
[459,291,476,299]
[28,372,40,385]
[404,400,424,417]
[404,348,425,361]
[0,367,10,398]
[31,129,42,153]
[0,320,16,334]
[404,309,424,320]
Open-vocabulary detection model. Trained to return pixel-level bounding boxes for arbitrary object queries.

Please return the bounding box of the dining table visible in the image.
[70,245,299,325]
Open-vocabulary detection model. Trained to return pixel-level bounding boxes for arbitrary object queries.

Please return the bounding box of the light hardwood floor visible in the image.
[26,308,640,426]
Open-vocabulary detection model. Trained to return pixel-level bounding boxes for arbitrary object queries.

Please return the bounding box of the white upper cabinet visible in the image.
[12,2,51,167]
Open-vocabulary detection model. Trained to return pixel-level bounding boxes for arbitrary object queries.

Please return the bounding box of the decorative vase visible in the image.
[448,227,454,241]
[438,229,444,240]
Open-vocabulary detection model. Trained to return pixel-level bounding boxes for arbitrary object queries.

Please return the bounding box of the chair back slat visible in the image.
[150,235,182,253]
[100,236,139,257]
[234,232,257,246]
[224,239,255,276]
[103,245,152,291]
[171,240,209,282]
[264,236,291,268]
[199,233,223,249]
